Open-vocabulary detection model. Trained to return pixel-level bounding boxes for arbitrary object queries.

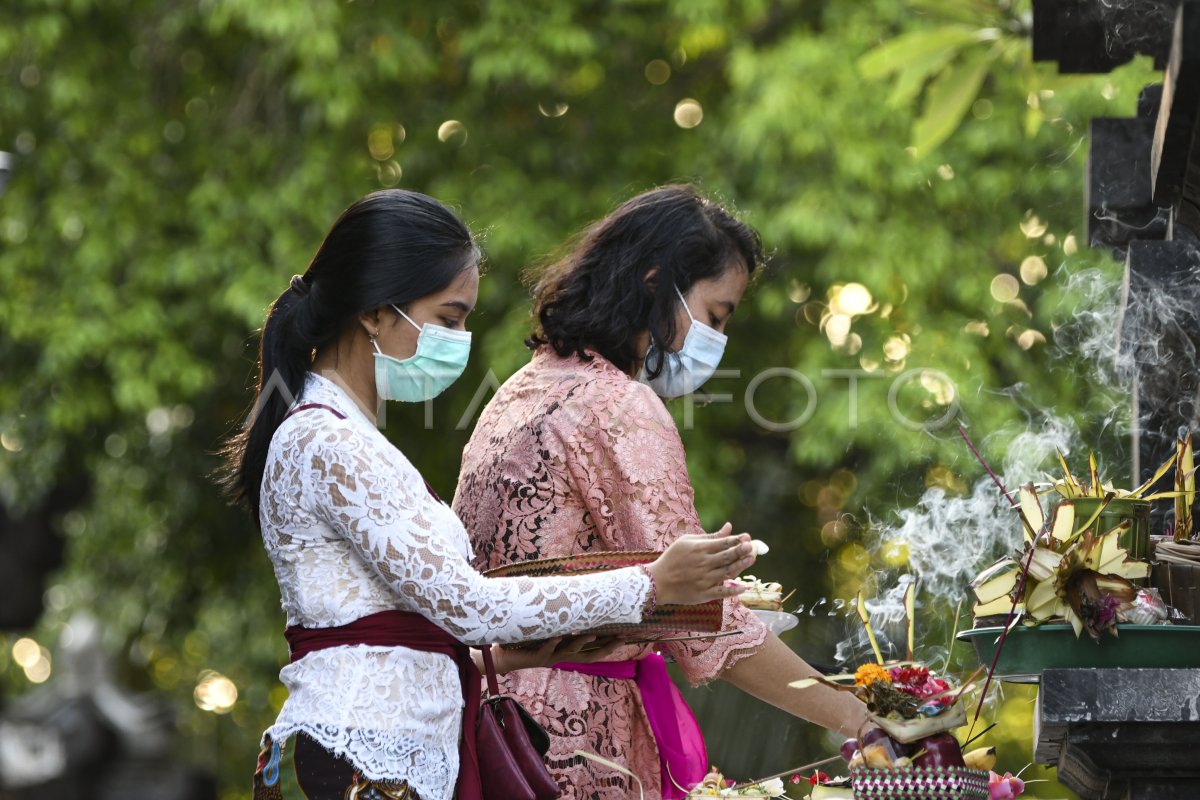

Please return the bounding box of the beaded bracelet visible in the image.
[637,564,658,616]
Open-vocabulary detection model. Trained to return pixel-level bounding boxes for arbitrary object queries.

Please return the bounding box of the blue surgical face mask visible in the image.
[640,286,728,399]
[373,305,472,402]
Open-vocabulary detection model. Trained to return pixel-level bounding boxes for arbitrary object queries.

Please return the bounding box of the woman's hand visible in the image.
[490,635,626,673]
[648,523,756,606]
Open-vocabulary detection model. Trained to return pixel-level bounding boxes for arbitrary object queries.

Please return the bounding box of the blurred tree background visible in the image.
[0,0,1159,796]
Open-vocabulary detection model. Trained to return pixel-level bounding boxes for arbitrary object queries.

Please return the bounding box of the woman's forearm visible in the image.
[720,632,870,739]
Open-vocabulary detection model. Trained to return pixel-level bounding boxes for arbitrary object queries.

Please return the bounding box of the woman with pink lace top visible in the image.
[453,186,871,799]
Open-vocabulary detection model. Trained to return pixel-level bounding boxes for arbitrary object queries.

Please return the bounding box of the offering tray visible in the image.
[484,551,723,638]
[957,623,1200,682]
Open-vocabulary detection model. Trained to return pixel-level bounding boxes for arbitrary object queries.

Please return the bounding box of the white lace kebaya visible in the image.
[258,372,651,800]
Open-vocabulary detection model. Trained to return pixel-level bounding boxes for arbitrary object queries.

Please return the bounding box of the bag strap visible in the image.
[284,402,347,420]
[480,645,501,697]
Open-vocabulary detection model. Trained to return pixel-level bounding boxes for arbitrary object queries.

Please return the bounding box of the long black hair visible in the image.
[527,185,764,376]
[220,189,480,518]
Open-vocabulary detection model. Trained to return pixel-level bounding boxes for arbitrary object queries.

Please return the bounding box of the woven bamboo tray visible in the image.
[483,551,724,637]
[850,767,989,800]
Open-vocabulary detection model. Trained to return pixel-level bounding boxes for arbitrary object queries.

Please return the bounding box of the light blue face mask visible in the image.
[641,286,728,399]
[373,305,472,402]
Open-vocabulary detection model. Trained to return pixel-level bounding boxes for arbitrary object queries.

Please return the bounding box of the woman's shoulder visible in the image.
[530,348,674,434]
[274,374,402,464]
[531,347,652,401]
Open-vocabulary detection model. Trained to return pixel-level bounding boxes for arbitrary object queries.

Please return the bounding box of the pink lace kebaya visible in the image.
[454,348,769,800]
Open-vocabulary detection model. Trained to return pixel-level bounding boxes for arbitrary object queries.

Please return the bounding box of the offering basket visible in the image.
[850,766,989,800]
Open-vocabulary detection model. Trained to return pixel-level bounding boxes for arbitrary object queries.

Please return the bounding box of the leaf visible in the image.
[788,675,861,693]
[911,45,997,157]
[1176,435,1195,540]
[904,580,916,661]
[1063,605,1084,638]
[1056,449,1083,497]
[1089,452,1101,497]
[1026,578,1058,618]
[857,25,980,79]
[886,45,962,110]
[1051,501,1075,542]
[1019,483,1044,543]
[856,589,885,665]
[1130,448,1176,497]
[1025,547,1064,582]
[1094,530,1151,579]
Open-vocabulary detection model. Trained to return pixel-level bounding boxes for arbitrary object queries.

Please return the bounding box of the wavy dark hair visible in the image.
[527,185,763,377]
[219,189,480,519]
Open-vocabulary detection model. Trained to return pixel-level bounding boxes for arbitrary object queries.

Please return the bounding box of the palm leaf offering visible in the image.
[966,439,1194,640]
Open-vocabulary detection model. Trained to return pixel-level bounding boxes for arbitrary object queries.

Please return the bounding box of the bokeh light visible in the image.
[644,59,671,84]
[13,638,52,684]
[437,120,468,146]
[1019,255,1048,284]
[12,637,40,668]
[376,160,402,187]
[538,102,569,118]
[990,274,1020,302]
[673,99,703,128]
[787,280,810,303]
[368,124,395,160]
[1019,212,1047,238]
[1,430,22,452]
[1016,328,1047,350]
[824,313,851,347]
[883,334,910,362]
[919,370,956,405]
[830,282,873,316]
[194,670,239,714]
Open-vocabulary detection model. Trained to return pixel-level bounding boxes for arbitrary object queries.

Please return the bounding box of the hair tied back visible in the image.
[289,274,311,296]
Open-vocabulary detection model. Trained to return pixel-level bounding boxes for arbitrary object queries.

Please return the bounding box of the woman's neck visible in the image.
[629,330,651,377]
[310,333,379,419]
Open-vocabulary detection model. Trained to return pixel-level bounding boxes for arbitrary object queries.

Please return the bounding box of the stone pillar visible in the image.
[1034,668,1200,799]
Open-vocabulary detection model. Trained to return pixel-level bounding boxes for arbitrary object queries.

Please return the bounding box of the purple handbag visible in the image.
[476,646,561,800]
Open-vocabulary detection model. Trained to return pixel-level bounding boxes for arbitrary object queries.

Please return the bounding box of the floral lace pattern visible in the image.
[258,372,651,800]
[454,349,768,800]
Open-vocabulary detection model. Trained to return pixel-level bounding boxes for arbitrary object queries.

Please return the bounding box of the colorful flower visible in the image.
[888,664,953,705]
[854,662,892,687]
[988,771,1025,800]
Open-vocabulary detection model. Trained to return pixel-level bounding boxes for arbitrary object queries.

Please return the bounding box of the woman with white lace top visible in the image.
[220,189,757,800]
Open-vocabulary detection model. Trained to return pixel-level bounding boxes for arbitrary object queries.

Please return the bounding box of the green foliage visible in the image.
[0,0,1157,796]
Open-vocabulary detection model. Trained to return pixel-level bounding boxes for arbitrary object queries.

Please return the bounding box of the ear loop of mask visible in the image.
[370,305,422,358]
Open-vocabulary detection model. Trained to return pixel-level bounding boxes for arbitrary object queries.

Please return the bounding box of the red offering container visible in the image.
[850,767,989,800]
[483,551,724,638]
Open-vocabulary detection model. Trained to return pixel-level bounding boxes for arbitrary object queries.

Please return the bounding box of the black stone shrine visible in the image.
[1031,2,1200,797]
[1034,669,1200,799]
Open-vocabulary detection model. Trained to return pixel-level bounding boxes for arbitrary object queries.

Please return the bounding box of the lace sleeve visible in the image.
[553,380,768,684]
[302,423,650,646]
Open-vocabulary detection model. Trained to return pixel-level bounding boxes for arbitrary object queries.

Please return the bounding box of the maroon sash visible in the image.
[285,610,483,800]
